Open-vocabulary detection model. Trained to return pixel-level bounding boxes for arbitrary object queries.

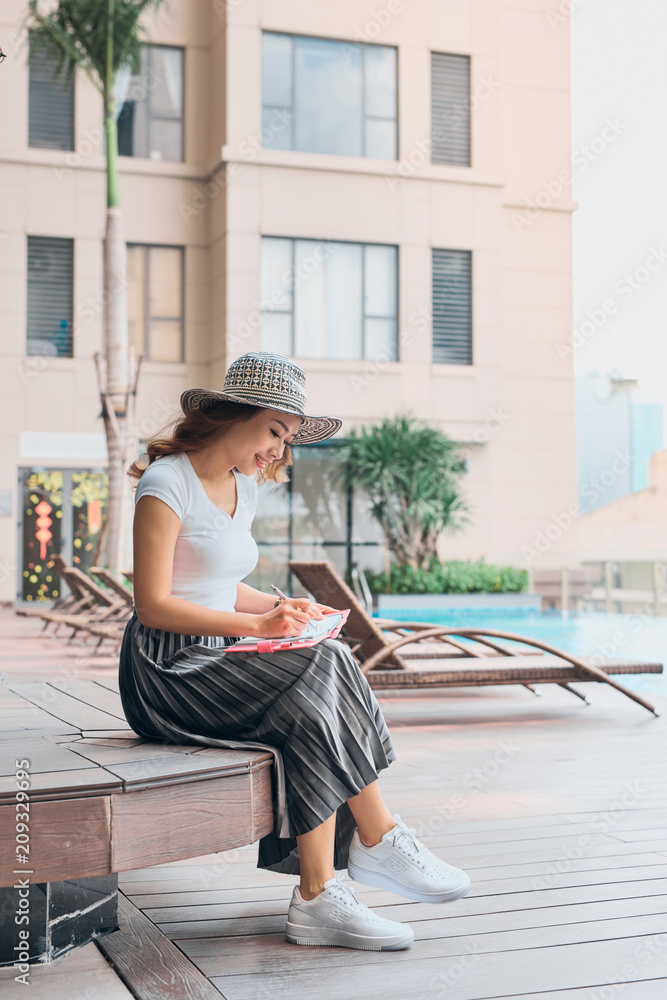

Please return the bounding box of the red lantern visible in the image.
[34,500,53,560]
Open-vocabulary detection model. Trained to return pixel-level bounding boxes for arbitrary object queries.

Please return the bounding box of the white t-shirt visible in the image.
[132,451,259,613]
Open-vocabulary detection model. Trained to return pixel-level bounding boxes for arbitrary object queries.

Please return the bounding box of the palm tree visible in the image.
[335,413,471,571]
[24,0,165,574]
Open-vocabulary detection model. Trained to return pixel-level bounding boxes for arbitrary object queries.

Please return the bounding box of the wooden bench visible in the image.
[0,677,274,985]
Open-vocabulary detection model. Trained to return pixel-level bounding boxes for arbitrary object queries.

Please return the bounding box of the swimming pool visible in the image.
[371,607,667,695]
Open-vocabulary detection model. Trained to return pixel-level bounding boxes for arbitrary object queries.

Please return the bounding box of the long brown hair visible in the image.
[126,400,294,490]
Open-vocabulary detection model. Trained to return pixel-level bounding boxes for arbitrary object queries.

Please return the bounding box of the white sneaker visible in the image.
[285,871,414,951]
[347,813,471,904]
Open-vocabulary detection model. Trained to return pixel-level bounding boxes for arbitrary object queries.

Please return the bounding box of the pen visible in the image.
[271,583,320,619]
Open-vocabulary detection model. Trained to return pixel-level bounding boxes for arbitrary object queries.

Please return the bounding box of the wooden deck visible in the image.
[114,683,667,1000]
[2,606,667,998]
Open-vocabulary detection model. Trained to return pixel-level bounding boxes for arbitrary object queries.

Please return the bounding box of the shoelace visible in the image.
[391,816,432,870]
[325,872,366,910]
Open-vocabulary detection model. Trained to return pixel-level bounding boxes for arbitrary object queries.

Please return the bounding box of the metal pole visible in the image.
[604,561,612,614]
[560,565,569,618]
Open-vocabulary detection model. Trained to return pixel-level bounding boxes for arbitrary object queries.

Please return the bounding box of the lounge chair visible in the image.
[15,556,131,643]
[89,566,134,605]
[15,556,96,618]
[288,560,662,717]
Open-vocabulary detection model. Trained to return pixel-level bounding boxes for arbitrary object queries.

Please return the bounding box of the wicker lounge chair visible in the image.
[89,566,134,604]
[288,560,662,717]
[15,556,131,643]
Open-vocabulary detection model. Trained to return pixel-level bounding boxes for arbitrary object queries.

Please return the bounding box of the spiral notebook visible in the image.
[225,608,350,654]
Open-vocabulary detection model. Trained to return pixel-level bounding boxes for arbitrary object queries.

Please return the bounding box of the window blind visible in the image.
[432,248,472,365]
[431,52,471,166]
[27,236,74,357]
[28,40,74,151]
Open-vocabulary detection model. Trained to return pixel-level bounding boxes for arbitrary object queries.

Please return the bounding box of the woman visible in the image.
[120,350,470,952]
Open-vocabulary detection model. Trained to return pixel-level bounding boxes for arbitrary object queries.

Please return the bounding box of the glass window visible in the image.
[127,244,184,361]
[242,444,385,596]
[262,32,397,159]
[261,236,397,361]
[117,45,184,162]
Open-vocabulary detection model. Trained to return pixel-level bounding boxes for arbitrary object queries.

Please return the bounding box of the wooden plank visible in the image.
[50,679,127,718]
[0,795,111,886]
[110,770,273,872]
[0,766,121,803]
[105,750,273,790]
[7,682,126,729]
[177,911,667,978]
[80,729,140,739]
[95,677,121,693]
[95,892,226,1000]
[0,740,94,776]
[125,864,665,911]
[211,932,667,1000]
[61,741,219,767]
[154,878,667,939]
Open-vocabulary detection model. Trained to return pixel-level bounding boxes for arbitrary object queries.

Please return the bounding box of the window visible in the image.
[432,248,472,364]
[260,237,398,361]
[28,35,74,150]
[244,442,386,595]
[27,236,73,357]
[127,244,184,361]
[117,45,184,162]
[431,52,470,166]
[262,32,397,159]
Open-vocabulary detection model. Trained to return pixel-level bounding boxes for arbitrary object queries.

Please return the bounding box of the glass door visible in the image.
[18,467,108,603]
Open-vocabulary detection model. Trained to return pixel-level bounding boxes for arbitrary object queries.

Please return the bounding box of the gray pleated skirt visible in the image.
[118,610,397,876]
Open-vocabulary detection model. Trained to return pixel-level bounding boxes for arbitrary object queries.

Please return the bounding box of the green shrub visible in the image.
[360,559,528,595]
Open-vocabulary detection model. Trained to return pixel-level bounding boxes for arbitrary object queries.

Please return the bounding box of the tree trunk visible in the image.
[99,50,133,577]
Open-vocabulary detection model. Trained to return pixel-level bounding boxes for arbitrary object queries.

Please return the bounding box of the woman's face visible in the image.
[224,407,303,475]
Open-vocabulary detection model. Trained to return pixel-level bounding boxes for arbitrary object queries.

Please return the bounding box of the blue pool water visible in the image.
[372,607,667,695]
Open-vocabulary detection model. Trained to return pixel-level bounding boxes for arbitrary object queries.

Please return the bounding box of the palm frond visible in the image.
[335,411,471,567]
[24,0,168,95]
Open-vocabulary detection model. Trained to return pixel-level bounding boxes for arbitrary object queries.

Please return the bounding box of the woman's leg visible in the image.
[296,780,396,898]
[346,779,397,846]
[296,812,337,899]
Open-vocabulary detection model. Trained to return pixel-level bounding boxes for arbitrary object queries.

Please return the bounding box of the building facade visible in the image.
[576,370,664,515]
[1,0,578,604]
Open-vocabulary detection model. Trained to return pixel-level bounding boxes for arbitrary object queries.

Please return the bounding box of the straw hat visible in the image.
[180,351,342,445]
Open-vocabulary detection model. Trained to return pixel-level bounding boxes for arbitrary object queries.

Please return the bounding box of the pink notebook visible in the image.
[225,609,350,654]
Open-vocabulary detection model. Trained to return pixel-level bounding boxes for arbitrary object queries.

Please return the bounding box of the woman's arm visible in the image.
[235,582,276,615]
[133,495,261,636]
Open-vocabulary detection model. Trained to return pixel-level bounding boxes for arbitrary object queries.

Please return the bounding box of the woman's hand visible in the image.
[254,598,337,639]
